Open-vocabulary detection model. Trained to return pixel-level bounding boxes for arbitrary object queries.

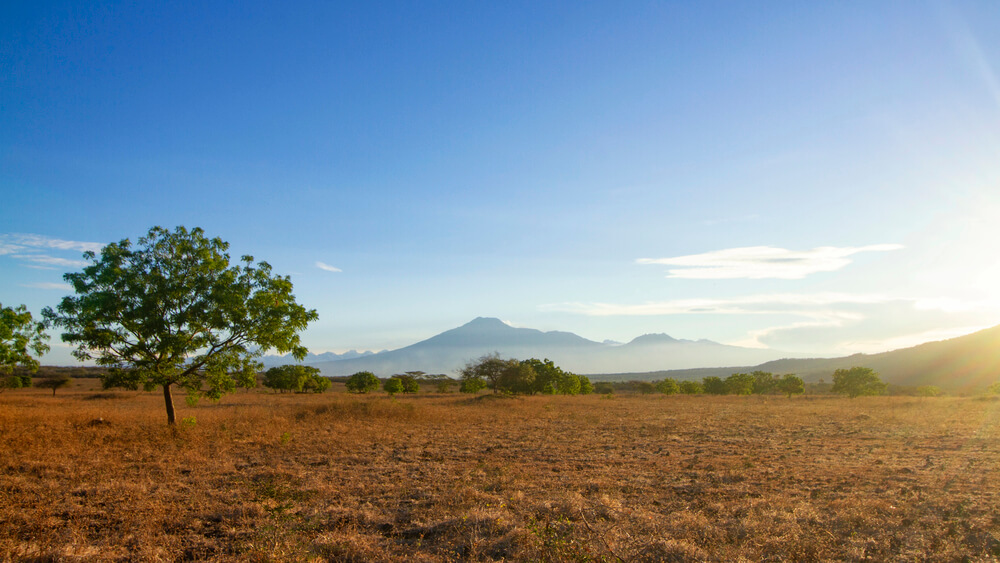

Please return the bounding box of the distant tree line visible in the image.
[589,367,901,399]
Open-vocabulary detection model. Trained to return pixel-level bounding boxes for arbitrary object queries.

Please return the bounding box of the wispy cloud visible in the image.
[316,261,342,273]
[541,292,895,317]
[637,244,904,279]
[0,243,22,255]
[542,293,999,354]
[1,233,104,254]
[21,282,73,290]
[12,254,88,267]
[1,233,103,271]
[11,234,104,253]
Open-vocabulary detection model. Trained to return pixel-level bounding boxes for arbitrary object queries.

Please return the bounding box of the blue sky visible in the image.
[3,1,1000,365]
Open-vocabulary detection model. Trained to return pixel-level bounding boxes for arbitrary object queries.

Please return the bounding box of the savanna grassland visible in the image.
[2,382,1000,562]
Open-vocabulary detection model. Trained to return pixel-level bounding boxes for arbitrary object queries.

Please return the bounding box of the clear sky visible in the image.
[3,1,1000,365]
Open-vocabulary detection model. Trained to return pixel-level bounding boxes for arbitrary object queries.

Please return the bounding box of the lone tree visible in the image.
[1,303,50,390]
[36,374,72,396]
[43,226,318,424]
[831,367,886,398]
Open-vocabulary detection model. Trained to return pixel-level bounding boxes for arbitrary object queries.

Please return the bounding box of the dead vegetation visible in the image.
[2,381,999,561]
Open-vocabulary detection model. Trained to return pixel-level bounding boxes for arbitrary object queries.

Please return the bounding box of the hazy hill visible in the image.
[590,324,1000,392]
[306,317,789,376]
[750,325,1000,392]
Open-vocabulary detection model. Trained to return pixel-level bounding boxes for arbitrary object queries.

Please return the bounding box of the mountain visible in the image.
[307,317,790,376]
[591,324,1000,392]
[260,349,378,368]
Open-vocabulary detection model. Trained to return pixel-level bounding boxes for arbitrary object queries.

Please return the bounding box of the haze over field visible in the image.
[3,2,1000,366]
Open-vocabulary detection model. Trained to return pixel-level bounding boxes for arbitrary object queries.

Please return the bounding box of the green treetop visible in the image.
[43,226,318,424]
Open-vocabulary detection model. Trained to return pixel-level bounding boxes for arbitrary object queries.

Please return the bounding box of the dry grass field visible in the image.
[2,381,1000,562]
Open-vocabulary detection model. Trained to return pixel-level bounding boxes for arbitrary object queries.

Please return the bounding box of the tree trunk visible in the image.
[163,384,176,425]
[53,387,57,397]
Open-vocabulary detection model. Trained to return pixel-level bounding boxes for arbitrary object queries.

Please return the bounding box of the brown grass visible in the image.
[2,382,999,561]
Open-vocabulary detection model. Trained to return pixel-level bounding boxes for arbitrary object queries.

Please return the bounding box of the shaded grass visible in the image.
[1,385,999,561]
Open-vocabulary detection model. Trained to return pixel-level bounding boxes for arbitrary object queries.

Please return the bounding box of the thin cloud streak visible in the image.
[316,261,342,273]
[21,282,74,290]
[12,254,88,267]
[637,244,904,279]
[541,292,898,317]
[2,233,104,254]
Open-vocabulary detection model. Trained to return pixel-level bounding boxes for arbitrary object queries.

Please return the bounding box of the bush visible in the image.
[635,381,656,394]
[679,380,703,394]
[397,374,420,394]
[520,358,580,395]
[0,374,31,392]
[557,373,582,395]
[264,365,329,393]
[459,377,486,394]
[345,371,380,394]
[725,373,755,395]
[383,377,404,396]
[656,378,680,395]
[751,371,776,394]
[776,374,804,398]
[578,375,593,395]
[917,385,944,397]
[593,382,614,395]
[703,376,727,395]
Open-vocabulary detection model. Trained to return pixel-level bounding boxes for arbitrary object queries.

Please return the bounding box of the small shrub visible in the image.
[384,377,404,396]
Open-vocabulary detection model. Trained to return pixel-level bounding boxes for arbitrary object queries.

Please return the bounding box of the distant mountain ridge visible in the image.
[299,317,790,377]
[263,319,1000,390]
[260,349,379,368]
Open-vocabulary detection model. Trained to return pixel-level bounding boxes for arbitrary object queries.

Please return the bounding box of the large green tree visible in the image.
[43,226,318,424]
[1,303,50,375]
[831,367,886,398]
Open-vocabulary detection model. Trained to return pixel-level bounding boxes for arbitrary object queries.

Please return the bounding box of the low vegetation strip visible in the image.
[2,383,999,561]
